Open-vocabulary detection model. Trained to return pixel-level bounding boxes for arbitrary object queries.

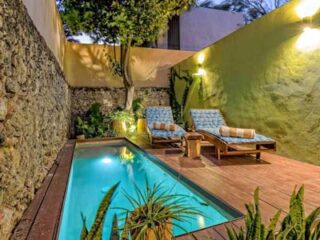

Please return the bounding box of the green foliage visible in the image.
[75,103,116,138]
[132,98,145,120]
[60,0,194,46]
[80,182,120,240]
[120,181,200,239]
[169,69,201,128]
[110,109,134,123]
[227,186,320,240]
[59,0,194,110]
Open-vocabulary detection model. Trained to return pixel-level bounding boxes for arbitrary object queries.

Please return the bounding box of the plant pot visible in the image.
[76,134,85,140]
[127,207,172,240]
[137,118,147,133]
[112,120,127,136]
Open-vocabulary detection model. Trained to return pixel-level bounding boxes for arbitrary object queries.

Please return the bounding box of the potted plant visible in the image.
[121,182,200,240]
[110,109,134,136]
[132,98,147,134]
[75,117,88,139]
[75,103,106,139]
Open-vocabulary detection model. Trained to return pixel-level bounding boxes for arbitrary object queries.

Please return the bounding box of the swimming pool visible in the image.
[58,139,242,239]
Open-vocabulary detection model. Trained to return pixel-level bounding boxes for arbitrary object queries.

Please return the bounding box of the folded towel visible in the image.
[153,122,177,131]
[219,126,255,139]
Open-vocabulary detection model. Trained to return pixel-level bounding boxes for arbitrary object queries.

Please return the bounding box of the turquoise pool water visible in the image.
[58,140,241,239]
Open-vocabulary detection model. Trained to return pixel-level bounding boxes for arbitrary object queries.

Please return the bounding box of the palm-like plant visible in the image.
[119,181,201,240]
[80,182,120,240]
[227,186,320,240]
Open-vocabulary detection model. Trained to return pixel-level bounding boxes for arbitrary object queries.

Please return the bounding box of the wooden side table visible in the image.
[185,132,203,159]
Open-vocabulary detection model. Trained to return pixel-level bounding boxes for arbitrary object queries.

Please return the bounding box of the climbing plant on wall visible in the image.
[169,68,204,128]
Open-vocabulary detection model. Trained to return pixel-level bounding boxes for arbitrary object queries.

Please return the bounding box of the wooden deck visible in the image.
[12,136,320,240]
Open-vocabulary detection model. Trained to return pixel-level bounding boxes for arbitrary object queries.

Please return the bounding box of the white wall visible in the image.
[180,7,244,51]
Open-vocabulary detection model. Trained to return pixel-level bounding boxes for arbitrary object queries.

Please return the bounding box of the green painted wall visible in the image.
[173,0,320,165]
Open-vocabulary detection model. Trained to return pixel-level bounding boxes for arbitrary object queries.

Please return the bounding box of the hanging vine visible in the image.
[169,68,204,128]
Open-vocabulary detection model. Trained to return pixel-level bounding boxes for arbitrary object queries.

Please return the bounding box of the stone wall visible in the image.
[0,0,71,238]
[71,87,169,117]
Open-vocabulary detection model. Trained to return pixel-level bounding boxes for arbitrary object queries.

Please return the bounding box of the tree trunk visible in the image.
[122,41,134,111]
[125,85,135,110]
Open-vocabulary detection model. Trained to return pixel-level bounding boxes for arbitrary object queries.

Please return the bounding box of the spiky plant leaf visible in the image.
[289,186,305,236]
[80,213,88,240]
[110,215,119,240]
[266,210,281,240]
[305,207,320,239]
[86,182,120,239]
[120,181,201,239]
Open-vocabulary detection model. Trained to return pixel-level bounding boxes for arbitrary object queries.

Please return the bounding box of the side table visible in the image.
[185,132,203,159]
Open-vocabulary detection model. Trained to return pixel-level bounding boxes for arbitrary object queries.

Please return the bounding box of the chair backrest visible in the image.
[145,107,174,128]
[190,109,225,130]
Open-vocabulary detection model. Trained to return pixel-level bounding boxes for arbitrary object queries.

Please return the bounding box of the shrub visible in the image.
[227,186,320,240]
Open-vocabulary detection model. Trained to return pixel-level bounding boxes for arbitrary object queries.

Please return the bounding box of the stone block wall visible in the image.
[71,87,170,116]
[0,0,71,238]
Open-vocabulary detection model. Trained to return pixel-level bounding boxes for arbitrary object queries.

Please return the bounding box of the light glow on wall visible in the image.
[296,27,320,52]
[296,0,320,18]
[197,68,206,75]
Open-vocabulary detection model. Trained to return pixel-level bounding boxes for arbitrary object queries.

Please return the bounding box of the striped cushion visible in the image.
[153,122,177,131]
[219,126,255,139]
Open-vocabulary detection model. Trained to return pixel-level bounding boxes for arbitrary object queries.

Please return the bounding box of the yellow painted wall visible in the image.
[21,0,194,87]
[173,0,320,165]
[22,0,65,68]
[64,42,194,87]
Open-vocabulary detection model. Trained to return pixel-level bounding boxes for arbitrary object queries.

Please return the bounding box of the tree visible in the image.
[199,0,289,23]
[59,0,194,110]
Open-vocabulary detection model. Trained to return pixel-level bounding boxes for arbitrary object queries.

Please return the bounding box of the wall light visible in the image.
[296,27,320,52]
[296,0,320,18]
[197,53,205,65]
[197,68,206,75]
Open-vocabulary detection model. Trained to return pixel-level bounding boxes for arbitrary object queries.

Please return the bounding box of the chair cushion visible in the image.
[219,126,255,139]
[146,106,186,138]
[200,128,274,144]
[150,125,186,138]
[146,107,174,129]
[153,122,177,131]
[190,109,225,130]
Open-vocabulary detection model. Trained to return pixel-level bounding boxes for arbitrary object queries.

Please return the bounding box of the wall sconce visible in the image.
[195,53,206,75]
[296,0,320,19]
[197,68,206,76]
[296,27,320,52]
[197,53,205,65]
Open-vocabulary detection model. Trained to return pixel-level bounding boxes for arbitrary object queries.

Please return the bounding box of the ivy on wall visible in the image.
[169,68,204,128]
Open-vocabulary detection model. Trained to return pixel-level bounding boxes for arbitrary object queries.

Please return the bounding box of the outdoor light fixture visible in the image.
[296,0,320,18]
[296,27,320,52]
[197,53,205,65]
[197,68,206,75]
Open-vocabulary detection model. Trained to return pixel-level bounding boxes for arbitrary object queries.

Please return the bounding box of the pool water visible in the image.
[58,140,241,239]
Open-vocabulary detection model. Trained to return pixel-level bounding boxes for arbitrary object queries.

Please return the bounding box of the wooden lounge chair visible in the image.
[190,109,276,160]
[145,106,186,146]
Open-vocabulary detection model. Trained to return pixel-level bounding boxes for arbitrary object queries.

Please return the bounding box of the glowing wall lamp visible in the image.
[197,68,206,76]
[197,53,205,65]
[194,53,206,75]
[296,27,320,52]
[296,0,320,18]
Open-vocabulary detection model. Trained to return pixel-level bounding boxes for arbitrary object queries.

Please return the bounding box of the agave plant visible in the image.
[119,181,201,240]
[227,186,320,240]
[80,182,120,240]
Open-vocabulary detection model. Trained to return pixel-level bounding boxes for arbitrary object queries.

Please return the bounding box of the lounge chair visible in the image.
[145,106,186,146]
[190,109,276,160]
